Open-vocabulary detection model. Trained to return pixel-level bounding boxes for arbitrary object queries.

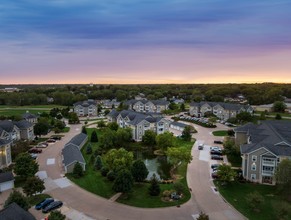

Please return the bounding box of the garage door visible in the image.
[0,181,14,192]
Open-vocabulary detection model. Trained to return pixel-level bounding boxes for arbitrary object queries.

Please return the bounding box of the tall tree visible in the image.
[4,190,30,211]
[23,176,45,197]
[131,160,149,182]
[142,130,157,146]
[107,122,119,131]
[156,132,175,152]
[217,164,236,184]
[81,126,87,134]
[181,125,194,141]
[103,148,133,172]
[91,130,98,142]
[95,155,103,170]
[116,128,132,147]
[73,162,84,178]
[148,174,160,196]
[34,122,50,137]
[275,159,291,190]
[112,169,134,193]
[166,147,192,171]
[14,153,39,180]
[272,101,286,113]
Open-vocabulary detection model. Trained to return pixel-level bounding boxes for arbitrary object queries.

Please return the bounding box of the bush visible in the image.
[173,182,186,195]
[86,144,92,154]
[4,190,30,211]
[94,155,103,170]
[73,162,84,178]
[101,167,109,177]
[148,174,160,196]
[107,170,116,181]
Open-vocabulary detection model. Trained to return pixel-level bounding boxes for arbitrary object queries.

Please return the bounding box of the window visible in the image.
[252,155,257,162]
[251,163,256,171]
[251,174,256,180]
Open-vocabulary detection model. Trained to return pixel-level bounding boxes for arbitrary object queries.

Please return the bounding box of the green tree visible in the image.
[11,141,30,160]
[99,128,117,150]
[86,144,93,154]
[275,159,291,191]
[81,126,87,134]
[103,148,133,172]
[112,169,134,193]
[246,191,264,212]
[166,147,192,171]
[116,128,132,147]
[236,111,253,123]
[23,176,45,197]
[173,182,186,195]
[169,102,178,110]
[95,155,103,170]
[107,122,119,131]
[180,103,185,111]
[275,113,282,120]
[148,174,160,196]
[73,162,84,178]
[272,101,287,113]
[142,130,157,146]
[156,132,175,152]
[68,112,79,124]
[4,190,30,211]
[181,125,194,141]
[14,153,39,180]
[196,212,209,220]
[97,120,106,128]
[131,159,149,182]
[91,130,98,142]
[217,164,236,184]
[34,121,50,137]
[54,120,65,130]
[48,210,66,220]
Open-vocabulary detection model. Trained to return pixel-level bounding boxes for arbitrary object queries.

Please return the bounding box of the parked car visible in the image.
[30,153,38,160]
[42,201,63,213]
[214,140,223,144]
[210,149,223,155]
[36,142,48,148]
[210,146,221,151]
[28,148,42,154]
[211,164,220,169]
[35,198,54,210]
[211,155,223,160]
[211,170,219,179]
[46,139,56,143]
[50,136,62,140]
[198,143,204,150]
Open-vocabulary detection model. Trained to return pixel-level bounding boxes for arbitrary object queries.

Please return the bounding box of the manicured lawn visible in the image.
[68,127,194,207]
[214,181,291,220]
[212,130,228,136]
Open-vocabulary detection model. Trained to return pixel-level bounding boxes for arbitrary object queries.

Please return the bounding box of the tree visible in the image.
[54,120,65,130]
[14,153,39,180]
[272,101,286,113]
[99,128,117,150]
[103,148,133,172]
[73,162,84,178]
[166,147,192,171]
[131,160,149,182]
[275,159,291,190]
[4,190,30,211]
[180,103,185,111]
[112,169,134,193]
[11,141,30,160]
[116,128,132,147]
[156,132,175,152]
[68,112,79,124]
[169,102,178,110]
[142,130,157,146]
[91,130,98,142]
[173,182,186,195]
[108,122,119,131]
[246,191,264,212]
[81,126,87,134]
[86,144,92,154]
[236,111,253,123]
[48,210,66,220]
[148,174,160,196]
[34,121,50,137]
[217,164,236,184]
[23,176,45,197]
[95,155,103,170]
[275,113,282,120]
[97,120,106,128]
[181,125,194,141]
[196,212,209,220]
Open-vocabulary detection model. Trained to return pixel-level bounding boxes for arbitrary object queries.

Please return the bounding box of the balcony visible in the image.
[262,170,275,176]
[262,160,276,166]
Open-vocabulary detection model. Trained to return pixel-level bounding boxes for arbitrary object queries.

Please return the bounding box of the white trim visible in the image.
[247,147,277,157]
[275,141,291,147]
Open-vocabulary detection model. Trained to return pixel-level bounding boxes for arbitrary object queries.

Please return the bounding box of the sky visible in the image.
[0,0,291,84]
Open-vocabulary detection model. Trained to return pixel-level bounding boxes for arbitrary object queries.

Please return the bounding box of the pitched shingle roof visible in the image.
[190,101,251,111]
[170,121,187,128]
[14,120,33,129]
[22,113,37,120]
[0,120,15,132]
[239,120,291,156]
[67,133,87,149]
[0,202,35,220]
[0,139,12,146]
[125,99,169,106]
[73,99,97,107]
[0,171,14,184]
[62,143,85,166]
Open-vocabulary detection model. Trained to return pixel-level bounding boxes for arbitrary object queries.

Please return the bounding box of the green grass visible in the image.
[68,128,194,207]
[214,181,291,220]
[212,130,228,136]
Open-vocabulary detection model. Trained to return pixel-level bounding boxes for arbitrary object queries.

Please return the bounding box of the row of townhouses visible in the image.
[73,99,98,117]
[235,120,291,185]
[0,114,36,169]
[189,101,253,121]
[125,99,169,113]
[107,109,170,141]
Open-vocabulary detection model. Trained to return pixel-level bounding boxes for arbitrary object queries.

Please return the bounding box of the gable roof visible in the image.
[73,99,97,107]
[14,120,33,129]
[170,121,187,128]
[190,101,251,111]
[0,171,14,183]
[22,113,38,120]
[125,99,169,106]
[0,202,35,220]
[0,121,15,132]
[239,120,291,156]
[62,144,85,166]
[0,139,12,147]
[67,133,87,149]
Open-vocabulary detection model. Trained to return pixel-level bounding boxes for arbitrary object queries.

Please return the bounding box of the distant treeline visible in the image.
[0,83,290,106]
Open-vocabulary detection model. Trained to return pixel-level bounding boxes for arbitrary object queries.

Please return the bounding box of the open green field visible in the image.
[214,181,291,220]
[68,128,194,208]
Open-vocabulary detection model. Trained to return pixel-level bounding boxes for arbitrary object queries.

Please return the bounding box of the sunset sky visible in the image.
[0,0,291,84]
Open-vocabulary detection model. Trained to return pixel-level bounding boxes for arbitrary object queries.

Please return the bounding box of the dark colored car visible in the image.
[210,149,223,155]
[28,148,42,154]
[198,144,204,150]
[35,198,54,210]
[211,155,224,160]
[51,136,62,140]
[42,201,63,213]
[211,170,219,179]
[214,140,223,144]
[46,139,56,143]
[211,164,220,169]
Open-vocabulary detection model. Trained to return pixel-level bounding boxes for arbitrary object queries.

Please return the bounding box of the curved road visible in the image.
[34,122,245,220]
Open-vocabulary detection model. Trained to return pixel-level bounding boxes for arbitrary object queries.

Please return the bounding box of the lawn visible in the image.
[212,130,228,136]
[68,127,194,207]
[214,181,291,220]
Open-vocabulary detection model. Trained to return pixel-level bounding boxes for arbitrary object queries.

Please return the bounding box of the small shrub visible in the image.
[73,162,84,178]
[101,167,109,177]
[107,170,116,181]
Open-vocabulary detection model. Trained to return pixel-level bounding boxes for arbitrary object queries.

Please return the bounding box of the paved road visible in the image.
[33,122,245,220]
